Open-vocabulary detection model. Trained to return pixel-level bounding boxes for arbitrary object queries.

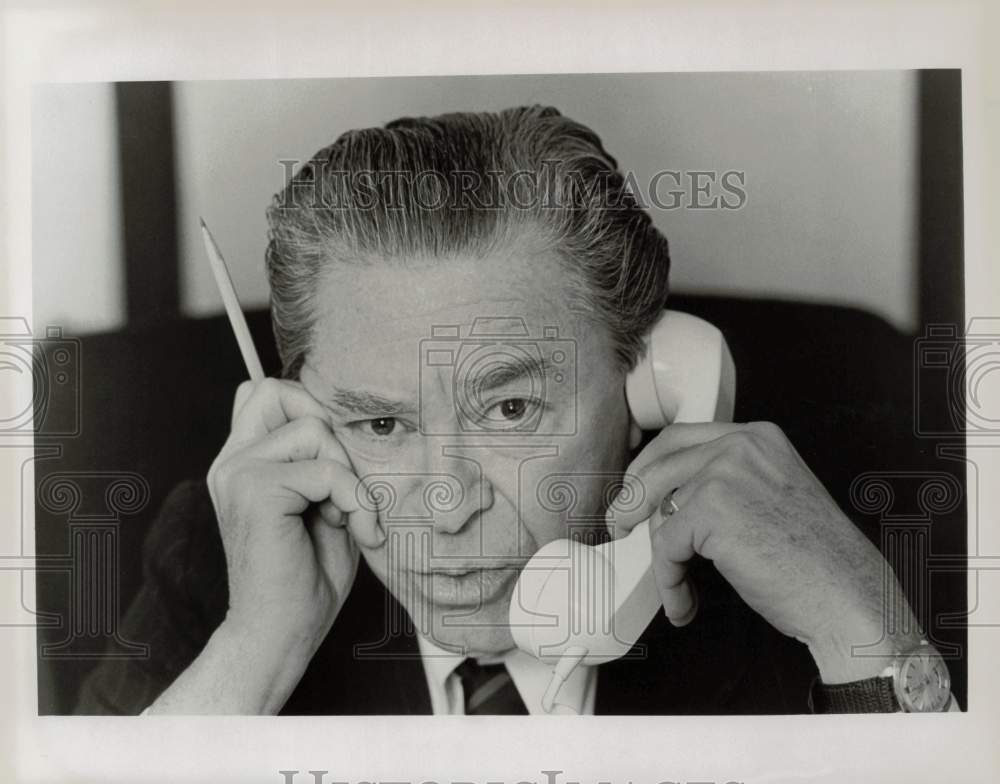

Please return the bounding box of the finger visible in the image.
[316,497,346,528]
[306,509,360,606]
[313,478,384,548]
[231,380,256,428]
[607,425,743,535]
[267,459,360,509]
[269,460,383,549]
[230,378,332,442]
[628,422,745,475]
[661,578,698,627]
[608,434,730,538]
[236,417,382,546]
[649,495,699,626]
[238,415,353,469]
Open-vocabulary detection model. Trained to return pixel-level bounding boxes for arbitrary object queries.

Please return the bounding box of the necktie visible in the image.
[454,658,528,714]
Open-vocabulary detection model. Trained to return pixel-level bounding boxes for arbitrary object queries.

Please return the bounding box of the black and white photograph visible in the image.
[30,70,969,718]
[3,3,999,783]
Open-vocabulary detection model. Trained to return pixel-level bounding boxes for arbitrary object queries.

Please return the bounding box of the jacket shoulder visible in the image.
[74,479,228,714]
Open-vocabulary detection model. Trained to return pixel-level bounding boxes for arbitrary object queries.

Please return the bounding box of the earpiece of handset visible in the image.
[626,310,736,427]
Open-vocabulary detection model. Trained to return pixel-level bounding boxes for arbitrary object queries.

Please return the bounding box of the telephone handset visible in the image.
[507,310,736,712]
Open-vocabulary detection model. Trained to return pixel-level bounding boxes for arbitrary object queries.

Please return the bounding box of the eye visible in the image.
[366,417,398,437]
[344,416,410,443]
[339,415,413,459]
[498,398,528,420]
[485,397,539,424]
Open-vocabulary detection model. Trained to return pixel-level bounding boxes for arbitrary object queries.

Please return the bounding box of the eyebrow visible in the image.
[324,389,413,417]
[468,355,551,394]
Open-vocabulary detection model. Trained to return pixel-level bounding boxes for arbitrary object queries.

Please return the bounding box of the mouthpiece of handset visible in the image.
[508,519,661,667]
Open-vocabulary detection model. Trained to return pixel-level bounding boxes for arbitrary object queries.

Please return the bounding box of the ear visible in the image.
[628,416,643,450]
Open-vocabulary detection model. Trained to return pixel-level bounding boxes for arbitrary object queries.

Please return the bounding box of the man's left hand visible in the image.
[609,421,921,683]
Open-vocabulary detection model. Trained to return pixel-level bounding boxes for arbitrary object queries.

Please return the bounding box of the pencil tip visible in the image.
[199,216,207,230]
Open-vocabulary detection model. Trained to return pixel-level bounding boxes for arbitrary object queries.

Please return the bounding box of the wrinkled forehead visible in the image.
[305,252,611,392]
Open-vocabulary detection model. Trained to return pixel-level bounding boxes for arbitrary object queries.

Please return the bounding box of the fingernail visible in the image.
[665,583,698,627]
[665,606,695,627]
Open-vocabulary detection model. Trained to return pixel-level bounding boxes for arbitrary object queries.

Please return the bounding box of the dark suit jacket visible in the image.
[76,480,819,715]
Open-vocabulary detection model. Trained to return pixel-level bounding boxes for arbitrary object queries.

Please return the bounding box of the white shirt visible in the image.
[416,634,598,715]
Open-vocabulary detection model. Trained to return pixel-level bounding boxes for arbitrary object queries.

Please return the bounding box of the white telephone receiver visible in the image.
[507,310,736,712]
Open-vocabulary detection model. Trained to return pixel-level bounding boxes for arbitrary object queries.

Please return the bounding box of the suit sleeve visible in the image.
[74,480,228,715]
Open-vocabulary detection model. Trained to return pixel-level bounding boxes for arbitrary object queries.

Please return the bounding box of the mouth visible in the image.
[407,564,522,608]
[419,562,526,576]
[414,554,530,575]
[428,568,479,577]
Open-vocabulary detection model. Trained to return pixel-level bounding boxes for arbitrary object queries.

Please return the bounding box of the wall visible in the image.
[33,71,919,334]
[32,82,124,333]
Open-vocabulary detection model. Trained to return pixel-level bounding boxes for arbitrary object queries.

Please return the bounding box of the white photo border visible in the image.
[2,1,998,783]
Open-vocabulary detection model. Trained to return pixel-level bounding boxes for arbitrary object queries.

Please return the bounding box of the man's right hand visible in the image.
[146,377,381,714]
[208,377,380,644]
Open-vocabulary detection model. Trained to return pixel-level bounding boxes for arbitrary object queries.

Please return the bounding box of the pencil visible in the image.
[199,217,266,382]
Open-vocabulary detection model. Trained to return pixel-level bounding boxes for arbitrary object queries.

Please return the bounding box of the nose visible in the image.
[425,445,494,534]
[388,440,493,535]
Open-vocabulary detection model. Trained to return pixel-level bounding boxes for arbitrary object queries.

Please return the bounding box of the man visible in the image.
[77,105,953,715]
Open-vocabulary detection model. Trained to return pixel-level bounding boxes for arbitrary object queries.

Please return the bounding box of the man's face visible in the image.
[299,247,634,656]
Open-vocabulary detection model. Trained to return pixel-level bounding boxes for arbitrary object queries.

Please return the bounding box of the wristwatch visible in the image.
[810,639,952,713]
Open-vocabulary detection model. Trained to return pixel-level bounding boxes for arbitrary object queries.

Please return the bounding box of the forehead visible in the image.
[304,250,608,392]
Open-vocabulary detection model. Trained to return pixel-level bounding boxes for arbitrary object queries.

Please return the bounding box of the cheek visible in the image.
[513,422,632,548]
[505,378,632,547]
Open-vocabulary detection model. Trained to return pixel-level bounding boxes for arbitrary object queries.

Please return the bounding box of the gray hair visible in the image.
[265,105,671,379]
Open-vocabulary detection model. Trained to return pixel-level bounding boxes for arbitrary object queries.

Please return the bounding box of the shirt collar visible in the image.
[416,633,466,693]
[415,633,596,715]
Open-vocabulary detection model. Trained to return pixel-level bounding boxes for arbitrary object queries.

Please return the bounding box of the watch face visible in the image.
[896,650,952,712]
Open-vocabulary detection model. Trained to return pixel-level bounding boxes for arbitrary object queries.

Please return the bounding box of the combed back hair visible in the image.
[266,104,671,379]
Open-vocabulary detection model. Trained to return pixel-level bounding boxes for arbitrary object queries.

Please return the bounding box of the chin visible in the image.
[368,554,524,655]
[427,606,517,656]
[400,585,518,656]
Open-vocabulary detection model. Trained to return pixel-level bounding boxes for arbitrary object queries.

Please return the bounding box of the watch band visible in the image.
[809,675,900,713]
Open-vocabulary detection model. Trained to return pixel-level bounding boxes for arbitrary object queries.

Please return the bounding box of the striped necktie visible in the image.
[454,658,528,715]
